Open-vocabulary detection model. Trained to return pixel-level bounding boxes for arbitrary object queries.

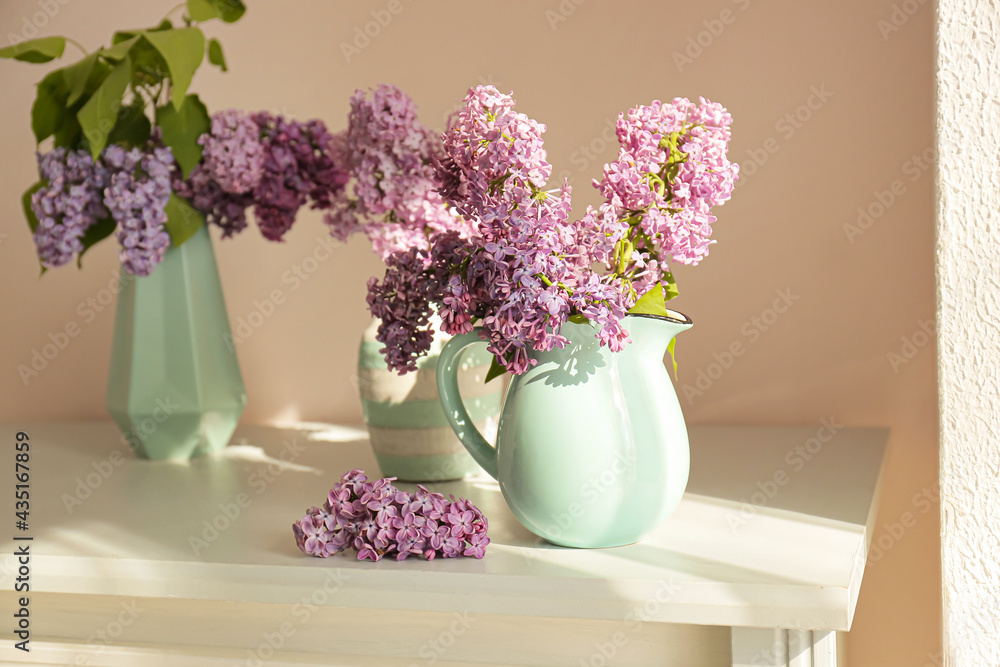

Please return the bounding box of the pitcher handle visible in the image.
[436,330,499,480]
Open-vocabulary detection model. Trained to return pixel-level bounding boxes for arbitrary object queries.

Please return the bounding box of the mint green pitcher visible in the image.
[436,313,693,548]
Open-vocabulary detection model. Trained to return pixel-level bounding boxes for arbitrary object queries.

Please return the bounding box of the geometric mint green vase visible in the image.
[106,225,247,460]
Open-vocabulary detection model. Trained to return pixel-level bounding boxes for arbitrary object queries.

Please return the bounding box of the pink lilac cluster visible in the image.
[176,110,349,241]
[324,84,469,261]
[31,148,110,268]
[581,97,739,297]
[101,145,175,276]
[368,86,632,374]
[292,469,489,562]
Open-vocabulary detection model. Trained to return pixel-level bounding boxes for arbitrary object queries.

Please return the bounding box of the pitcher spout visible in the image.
[661,309,693,337]
[623,310,693,357]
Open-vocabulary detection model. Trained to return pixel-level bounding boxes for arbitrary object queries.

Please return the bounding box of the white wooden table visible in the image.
[0,421,886,666]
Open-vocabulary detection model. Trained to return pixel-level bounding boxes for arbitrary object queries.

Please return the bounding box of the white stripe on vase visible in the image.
[357,365,502,403]
[368,418,499,457]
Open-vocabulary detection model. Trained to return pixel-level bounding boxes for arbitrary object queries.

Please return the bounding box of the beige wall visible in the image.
[0,0,938,663]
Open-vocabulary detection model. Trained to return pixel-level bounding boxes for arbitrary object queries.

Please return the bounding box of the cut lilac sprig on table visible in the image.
[292,469,489,562]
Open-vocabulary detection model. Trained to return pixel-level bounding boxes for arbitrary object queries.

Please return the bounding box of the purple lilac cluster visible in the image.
[252,112,348,241]
[101,145,175,277]
[31,149,110,269]
[30,145,176,276]
[172,165,254,238]
[200,109,264,194]
[176,110,349,241]
[580,97,739,297]
[292,469,489,562]
[173,111,264,237]
[365,247,438,373]
[172,111,264,238]
[324,84,470,261]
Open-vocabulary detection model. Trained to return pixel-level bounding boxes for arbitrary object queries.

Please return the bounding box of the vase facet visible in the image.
[106,225,246,460]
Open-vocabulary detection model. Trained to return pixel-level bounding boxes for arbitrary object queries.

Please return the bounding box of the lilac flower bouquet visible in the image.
[293,469,490,562]
[2,2,253,276]
[367,85,739,377]
[5,2,351,278]
[25,102,349,277]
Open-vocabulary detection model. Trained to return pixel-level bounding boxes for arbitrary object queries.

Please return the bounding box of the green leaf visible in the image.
[77,218,117,267]
[207,38,227,72]
[666,338,678,380]
[31,70,70,143]
[99,34,140,62]
[107,102,151,147]
[187,0,246,22]
[62,52,99,106]
[128,38,169,85]
[663,271,678,301]
[0,36,66,63]
[156,94,209,178]
[77,54,131,159]
[186,0,220,21]
[22,181,45,234]
[53,113,82,149]
[164,193,204,247]
[112,30,137,45]
[50,55,108,149]
[485,356,507,384]
[80,58,112,99]
[568,313,590,324]
[216,0,246,22]
[628,284,670,317]
[142,28,205,110]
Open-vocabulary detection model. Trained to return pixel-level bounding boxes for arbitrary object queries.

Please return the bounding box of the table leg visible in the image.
[731,628,841,667]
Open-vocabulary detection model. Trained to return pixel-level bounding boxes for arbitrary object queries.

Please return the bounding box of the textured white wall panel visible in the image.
[936,1,1000,664]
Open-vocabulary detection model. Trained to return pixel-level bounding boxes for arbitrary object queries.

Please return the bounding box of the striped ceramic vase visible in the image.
[357,318,502,481]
